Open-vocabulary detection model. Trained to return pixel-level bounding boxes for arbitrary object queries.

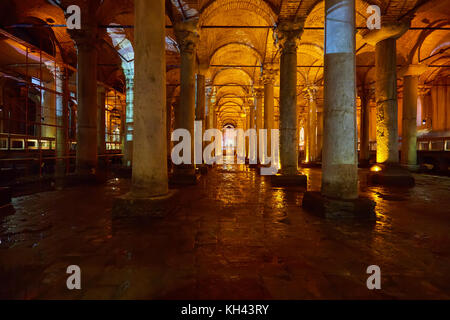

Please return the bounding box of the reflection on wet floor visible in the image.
[0,165,449,299]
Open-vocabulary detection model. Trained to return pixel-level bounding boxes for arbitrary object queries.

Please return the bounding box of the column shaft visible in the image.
[279,38,298,175]
[359,90,370,164]
[264,75,274,157]
[401,75,418,166]
[375,37,399,164]
[174,21,198,175]
[76,42,98,174]
[322,0,358,199]
[131,0,168,197]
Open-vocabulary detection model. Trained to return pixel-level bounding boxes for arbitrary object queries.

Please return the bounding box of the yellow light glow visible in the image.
[370,165,382,172]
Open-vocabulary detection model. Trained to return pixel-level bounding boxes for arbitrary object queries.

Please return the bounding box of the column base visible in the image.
[112,190,176,218]
[368,164,415,187]
[302,191,376,220]
[270,174,307,187]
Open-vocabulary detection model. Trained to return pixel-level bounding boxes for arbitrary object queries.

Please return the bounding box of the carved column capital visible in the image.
[174,19,200,54]
[262,64,277,85]
[276,21,304,55]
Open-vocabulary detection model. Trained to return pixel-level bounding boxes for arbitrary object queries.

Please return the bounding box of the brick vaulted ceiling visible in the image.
[0,0,448,126]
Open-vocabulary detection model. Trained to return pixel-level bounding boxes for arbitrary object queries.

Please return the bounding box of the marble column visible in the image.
[249,98,255,130]
[70,18,99,176]
[305,87,318,163]
[263,66,276,159]
[321,0,358,199]
[303,0,375,217]
[113,0,171,217]
[173,19,199,182]
[399,64,428,170]
[130,0,168,197]
[363,20,414,186]
[316,106,323,161]
[359,86,371,167]
[277,22,303,176]
[255,87,264,133]
[97,86,106,156]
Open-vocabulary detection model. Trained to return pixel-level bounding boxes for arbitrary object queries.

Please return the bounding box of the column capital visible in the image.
[174,19,200,54]
[418,85,431,96]
[362,20,410,46]
[69,29,99,49]
[253,85,264,98]
[276,21,304,54]
[262,64,277,84]
[302,85,318,101]
[399,64,429,78]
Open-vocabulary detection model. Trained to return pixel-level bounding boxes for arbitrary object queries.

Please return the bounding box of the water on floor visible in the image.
[0,163,449,299]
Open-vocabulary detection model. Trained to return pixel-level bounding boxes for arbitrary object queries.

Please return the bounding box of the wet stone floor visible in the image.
[0,163,449,299]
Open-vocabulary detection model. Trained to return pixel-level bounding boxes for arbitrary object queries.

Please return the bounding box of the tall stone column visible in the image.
[97,85,106,156]
[399,64,427,170]
[70,6,99,176]
[173,19,199,184]
[363,21,414,186]
[97,85,106,177]
[303,0,375,218]
[196,73,208,173]
[317,106,323,161]
[249,98,255,130]
[271,22,306,186]
[254,86,264,166]
[359,86,371,167]
[263,66,276,159]
[113,0,171,217]
[304,86,318,163]
[255,87,264,133]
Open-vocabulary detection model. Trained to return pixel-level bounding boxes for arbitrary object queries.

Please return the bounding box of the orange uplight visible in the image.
[370,165,382,172]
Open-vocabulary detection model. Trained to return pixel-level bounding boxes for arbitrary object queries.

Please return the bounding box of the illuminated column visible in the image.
[359,86,371,167]
[399,64,428,170]
[255,87,264,133]
[123,71,134,167]
[363,22,409,165]
[254,86,264,165]
[113,0,171,217]
[304,86,318,163]
[131,0,168,196]
[277,22,303,177]
[363,21,414,186]
[263,65,276,158]
[249,98,255,129]
[317,105,323,160]
[173,19,199,182]
[303,0,375,217]
[71,23,99,176]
